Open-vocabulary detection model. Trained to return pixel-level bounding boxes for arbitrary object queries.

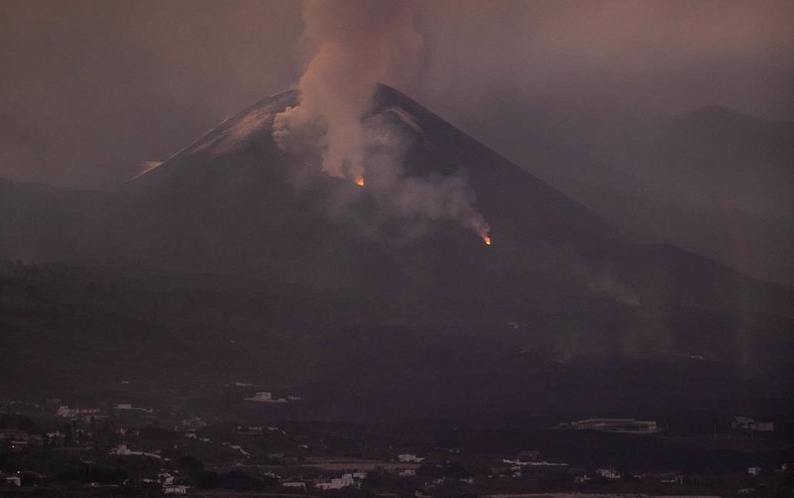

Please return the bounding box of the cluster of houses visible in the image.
[139,468,188,494]
[2,396,791,496]
[56,405,105,420]
[503,449,569,469]
[55,402,155,421]
[494,450,569,478]
[236,424,285,434]
[494,451,687,485]
[277,453,427,491]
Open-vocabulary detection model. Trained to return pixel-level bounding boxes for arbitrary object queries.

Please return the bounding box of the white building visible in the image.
[244,392,287,403]
[109,444,162,460]
[596,468,621,479]
[158,471,176,485]
[398,454,425,463]
[163,484,189,494]
[4,476,22,487]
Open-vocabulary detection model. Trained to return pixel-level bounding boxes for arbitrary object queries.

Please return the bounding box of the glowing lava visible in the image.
[482,234,492,246]
[355,176,365,187]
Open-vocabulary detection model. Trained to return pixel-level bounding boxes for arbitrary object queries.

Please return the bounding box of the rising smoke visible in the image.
[273,1,423,179]
[272,0,490,243]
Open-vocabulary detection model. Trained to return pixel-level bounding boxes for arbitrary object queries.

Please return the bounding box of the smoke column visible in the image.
[273,0,423,179]
[273,0,490,243]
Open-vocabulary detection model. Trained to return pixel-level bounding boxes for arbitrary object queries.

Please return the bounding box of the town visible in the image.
[1,393,791,497]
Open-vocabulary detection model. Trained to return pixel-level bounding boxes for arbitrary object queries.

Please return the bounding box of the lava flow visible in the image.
[355,176,365,187]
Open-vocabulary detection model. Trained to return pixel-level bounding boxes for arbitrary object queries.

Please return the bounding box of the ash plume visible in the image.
[273,0,490,243]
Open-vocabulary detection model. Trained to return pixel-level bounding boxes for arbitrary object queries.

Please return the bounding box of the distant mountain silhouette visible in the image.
[606,105,794,220]
[503,105,794,285]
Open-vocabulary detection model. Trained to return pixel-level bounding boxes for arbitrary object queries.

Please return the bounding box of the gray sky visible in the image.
[1,0,792,188]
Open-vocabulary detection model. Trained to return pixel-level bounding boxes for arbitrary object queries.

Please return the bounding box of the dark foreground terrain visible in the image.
[1,260,792,496]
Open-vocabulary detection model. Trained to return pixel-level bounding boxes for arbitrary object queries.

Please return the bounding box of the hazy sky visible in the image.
[1,0,792,187]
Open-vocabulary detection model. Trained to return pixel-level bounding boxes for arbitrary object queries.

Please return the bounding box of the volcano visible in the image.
[1,85,792,364]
